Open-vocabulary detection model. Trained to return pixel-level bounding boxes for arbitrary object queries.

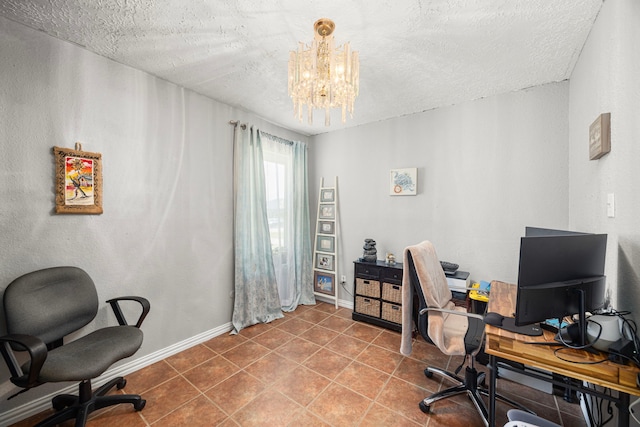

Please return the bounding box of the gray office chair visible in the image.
[404,241,528,426]
[0,266,150,427]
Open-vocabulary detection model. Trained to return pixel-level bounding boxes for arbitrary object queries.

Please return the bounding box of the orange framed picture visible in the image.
[53,145,103,214]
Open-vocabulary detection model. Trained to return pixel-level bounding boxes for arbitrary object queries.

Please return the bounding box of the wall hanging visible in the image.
[53,143,103,214]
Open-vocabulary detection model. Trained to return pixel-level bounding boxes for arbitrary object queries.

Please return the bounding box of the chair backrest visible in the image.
[3,267,99,346]
[405,241,468,355]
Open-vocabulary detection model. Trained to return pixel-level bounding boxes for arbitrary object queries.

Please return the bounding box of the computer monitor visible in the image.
[515,228,607,346]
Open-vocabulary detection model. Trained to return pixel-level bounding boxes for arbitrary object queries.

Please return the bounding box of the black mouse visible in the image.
[484,312,505,326]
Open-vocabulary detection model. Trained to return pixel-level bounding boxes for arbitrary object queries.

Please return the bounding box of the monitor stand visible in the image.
[500,317,543,336]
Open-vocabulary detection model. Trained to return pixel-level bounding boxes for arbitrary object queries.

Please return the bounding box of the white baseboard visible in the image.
[0,322,233,426]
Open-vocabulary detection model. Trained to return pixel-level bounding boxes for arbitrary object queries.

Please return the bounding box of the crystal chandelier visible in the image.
[288,18,359,126]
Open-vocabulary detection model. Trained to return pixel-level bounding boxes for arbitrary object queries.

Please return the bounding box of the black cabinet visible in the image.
[352,260,404,332]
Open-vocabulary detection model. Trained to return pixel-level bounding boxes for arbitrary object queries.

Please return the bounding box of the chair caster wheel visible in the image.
[117,378,127,390]
[134,399,146,411]
[419,401,431,414]
[424,369,433,378]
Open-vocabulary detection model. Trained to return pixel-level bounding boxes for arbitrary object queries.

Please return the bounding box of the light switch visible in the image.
[607,193,615,218]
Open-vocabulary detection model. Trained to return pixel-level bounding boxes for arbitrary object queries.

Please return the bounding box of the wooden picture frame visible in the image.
[316,253,335,271]
[54,145,103,214]
[321,188,335,202]
[589,113,611,160]
[314,271,335,296]
[318,220,335,235]
[316,235,335,253]
[319,204,335,219]
[390,168,417,196]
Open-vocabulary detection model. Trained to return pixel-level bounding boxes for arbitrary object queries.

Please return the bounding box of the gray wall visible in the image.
[0,16,306,412]
[309,82,570,300]
[569,0,640,325]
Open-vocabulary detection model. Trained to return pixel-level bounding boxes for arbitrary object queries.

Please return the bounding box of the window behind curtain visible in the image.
[263,150,288,254]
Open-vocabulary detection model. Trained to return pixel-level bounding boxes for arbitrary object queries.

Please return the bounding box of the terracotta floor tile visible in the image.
[313,302,341,314]
[232,390,302,427]
[376,377,433,424]
[202,332,247,353]
[123,360,179,395]
[372,329,403,351]
[303,348,351,380]
[251,326,295,350]
[272,365,331,406]
[335,361,391,400]
[221,340,270,368]
[342,322,385,343]
[334,307,355,319]
[356,343,404,374]
[308,382,372,427]
[182,355,240,392]
[296,307,332,323]
[427,397,487,427]
[243,352,299,384]
[288,410,333,426]
[205,371,266,415]
[298,325,340,346]
[275,336,322,363]
[359,403,421,427]
[325,333,368,359]
[394,356,440,391]
[151,395,227,426]
[139,376,200,424]
[274,317,315,335]
[237,321,273,339]
[165,344,216,373]
[317,315,353,333]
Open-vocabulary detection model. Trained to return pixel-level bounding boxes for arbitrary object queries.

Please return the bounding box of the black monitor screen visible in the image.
[515,230,607,328]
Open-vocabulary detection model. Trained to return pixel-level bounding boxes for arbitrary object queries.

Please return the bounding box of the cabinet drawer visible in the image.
[355,296,381,318]
[381,268,402,283]
[355,278,380,298]
[381,302,402,324]
[355,263,381,279]
[382,282,402,304]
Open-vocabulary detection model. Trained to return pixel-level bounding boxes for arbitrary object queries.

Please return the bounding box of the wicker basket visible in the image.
[382,282,402,304]
[381,302,402,324]
[355,278,380,298]
[355,296,381,318]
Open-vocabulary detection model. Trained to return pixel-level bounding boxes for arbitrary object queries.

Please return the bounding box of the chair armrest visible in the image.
[419,307,485,321]
[0,334,47,389]
[106,296,150,328]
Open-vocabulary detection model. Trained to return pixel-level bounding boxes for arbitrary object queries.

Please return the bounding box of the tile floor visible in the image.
[12,302,587,426]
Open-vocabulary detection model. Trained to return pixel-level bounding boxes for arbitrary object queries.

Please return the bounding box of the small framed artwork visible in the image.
[589,113,611,160]
[318,220,335,235]
[53,145,103,214]
[316,253,335,271]
[390,168,417,196]
[316,235,335,253]
[321,188,335,202]
[319,204,335,219]
[314,271,335,296]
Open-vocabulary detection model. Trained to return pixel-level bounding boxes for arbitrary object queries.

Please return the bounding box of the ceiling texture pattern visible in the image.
[1,0,603,136]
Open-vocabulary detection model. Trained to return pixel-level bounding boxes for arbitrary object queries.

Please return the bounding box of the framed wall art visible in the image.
[318,220,335,235]
[316,253,335,271]
[321,188,335,202]
[589,113,611,160]
[390,168,417,196]
[53,144,103,214]
[316,235,335,252]
[319,204,335,219]
[314,271,335,296]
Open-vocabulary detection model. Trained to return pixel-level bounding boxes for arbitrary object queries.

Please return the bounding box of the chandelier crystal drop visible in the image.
[288,18,360,126]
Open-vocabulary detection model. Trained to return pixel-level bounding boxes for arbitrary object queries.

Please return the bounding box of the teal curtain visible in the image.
[232,125,283,333]
[260,132,315,311]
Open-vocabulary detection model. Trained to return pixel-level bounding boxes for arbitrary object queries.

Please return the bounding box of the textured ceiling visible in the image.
[0,0,602,136]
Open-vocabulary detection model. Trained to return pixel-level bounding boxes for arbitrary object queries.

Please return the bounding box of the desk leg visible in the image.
[618,392,630,427]
[489,354,497,427]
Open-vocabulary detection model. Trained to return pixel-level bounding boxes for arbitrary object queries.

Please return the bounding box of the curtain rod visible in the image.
[228,120,295,146]
[229,120,246,129]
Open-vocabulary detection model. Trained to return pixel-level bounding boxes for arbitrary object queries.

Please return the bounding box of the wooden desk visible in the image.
[485,281,640,427]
